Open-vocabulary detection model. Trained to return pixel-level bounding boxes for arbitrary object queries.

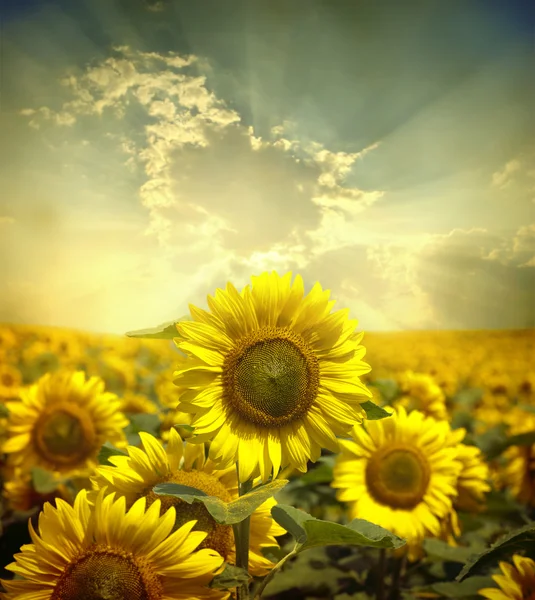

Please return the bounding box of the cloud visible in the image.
[10,46,394,332]
[490,148,535,204]
[485,223,535,267]
[413,228,534,329]
[491,158,521,189]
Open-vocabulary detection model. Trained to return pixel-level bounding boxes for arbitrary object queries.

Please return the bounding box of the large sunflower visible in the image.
[479,554,535,600]
[172,271,372,482]
[331,406,462,560]
[0,489,226,600]
[2,371,128,475]
[91,428,285,576]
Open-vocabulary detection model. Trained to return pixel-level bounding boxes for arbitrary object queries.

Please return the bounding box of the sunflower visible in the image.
[91,428,285,576]
[0,364,22,401]
[173,271,372,482]
[331,406,462,560]
[394,371,447,421]
[2,371,128,475]
[452,438,491,513]
[498,413,535,506]
[160,409,195,441]
[0,488,227,600]
[479,554,535,600]
[1,466,73,512]
[439,433,490,544]
[119,392,159,415]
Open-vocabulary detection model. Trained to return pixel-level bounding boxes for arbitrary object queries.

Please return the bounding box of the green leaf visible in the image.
[360,400,393,420]
[472,424,507,457]
[153,479,288,525]
[125,316,190,340]
[127,413,160,435]
[299,457,334,485]
[414,576,494,598]
[0,403,9,418]
[209,564,251,590]
[97,442,128,466]
[271,504,405,551]
[457,521,535,581]
[31,468,58,494]
[423,538,476,563]
[453,388,484,409]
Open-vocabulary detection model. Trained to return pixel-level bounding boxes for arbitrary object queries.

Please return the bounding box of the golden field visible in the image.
[0,320,534,600]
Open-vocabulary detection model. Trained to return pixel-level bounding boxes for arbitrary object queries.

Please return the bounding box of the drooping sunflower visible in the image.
[439,432,491,544]
[498,412,535,506]
[452,437,491,513]
[478,554,535,600]
[2,371,128,475]
[331,406,462,560]
[173,271,372,482]
[91,428,285,576]
[0,488,227,600]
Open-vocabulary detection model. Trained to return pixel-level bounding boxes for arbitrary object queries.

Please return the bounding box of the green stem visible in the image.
[389,555,406,600]
[234,467,253,600]
[253,546,298,599]
[376,548,386,600]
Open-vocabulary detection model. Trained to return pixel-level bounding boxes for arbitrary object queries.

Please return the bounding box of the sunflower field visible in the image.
[0,272,534,600]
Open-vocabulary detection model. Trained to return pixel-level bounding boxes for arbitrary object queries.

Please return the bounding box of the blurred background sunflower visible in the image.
[2,370,128,476]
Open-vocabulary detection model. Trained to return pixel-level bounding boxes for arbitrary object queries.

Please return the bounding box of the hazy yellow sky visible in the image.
[1,0,534,334]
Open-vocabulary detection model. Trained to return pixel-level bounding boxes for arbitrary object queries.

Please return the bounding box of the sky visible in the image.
[0,0,534,334]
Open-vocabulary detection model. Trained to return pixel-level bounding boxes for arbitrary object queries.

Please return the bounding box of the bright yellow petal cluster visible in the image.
[91,428,285,576]
[479,554,535,600]
[2,370,128,475]
[173,271,372,482]
[0,489,227,600]
[394,370,448,420]
[332,406,463,560]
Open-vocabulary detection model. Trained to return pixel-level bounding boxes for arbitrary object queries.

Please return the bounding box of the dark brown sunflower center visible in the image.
[144,469,234,560]
[223,327,319,428]
[34,404,96,466]
[366,445,430,509]
[51,547,162,600]
[1,372,16,387]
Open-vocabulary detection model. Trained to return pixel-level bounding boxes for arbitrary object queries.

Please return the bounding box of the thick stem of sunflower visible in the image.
[234,469,253,600]
[253,546,298,599]
[376,548,387,600]
[389,555,406,600]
